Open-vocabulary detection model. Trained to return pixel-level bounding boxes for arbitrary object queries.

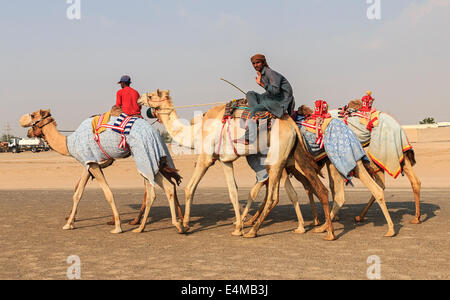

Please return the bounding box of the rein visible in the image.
[30,115,55,137]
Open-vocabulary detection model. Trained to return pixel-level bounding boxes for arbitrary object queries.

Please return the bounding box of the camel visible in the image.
[339,99,421,224]
[138,90,337,240]
[241,103,397,237]
[19,108,185,234]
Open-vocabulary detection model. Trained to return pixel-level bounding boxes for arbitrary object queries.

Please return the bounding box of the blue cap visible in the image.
[118,75,131,84]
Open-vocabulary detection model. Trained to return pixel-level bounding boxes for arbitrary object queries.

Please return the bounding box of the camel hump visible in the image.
[111,105,124,117]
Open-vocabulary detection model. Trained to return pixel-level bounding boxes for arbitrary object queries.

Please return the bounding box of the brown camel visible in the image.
[241,104,396,237]
[138,90,336,240]
[19,108,184,234]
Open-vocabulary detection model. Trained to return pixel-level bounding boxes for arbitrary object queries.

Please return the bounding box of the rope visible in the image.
[174,102,227,109]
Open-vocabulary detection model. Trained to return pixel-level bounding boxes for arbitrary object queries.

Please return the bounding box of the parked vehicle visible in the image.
[8,137,50,153]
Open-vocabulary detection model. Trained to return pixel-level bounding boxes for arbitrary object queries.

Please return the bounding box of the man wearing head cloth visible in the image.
[235,54,295,144]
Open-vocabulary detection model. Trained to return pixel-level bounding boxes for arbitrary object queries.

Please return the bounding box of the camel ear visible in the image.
[156,89,161,97]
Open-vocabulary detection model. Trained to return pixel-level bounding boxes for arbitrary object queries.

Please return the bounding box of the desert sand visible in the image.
[0,140,449,280]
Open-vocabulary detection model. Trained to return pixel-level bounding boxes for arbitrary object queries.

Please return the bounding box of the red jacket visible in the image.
[116,87,142,116]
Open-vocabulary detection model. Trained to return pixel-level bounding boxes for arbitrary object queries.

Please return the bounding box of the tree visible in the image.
[420,117,436,125]
[1,134,14,143]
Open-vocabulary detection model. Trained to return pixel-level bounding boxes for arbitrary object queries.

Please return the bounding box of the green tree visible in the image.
[419,117,436,124]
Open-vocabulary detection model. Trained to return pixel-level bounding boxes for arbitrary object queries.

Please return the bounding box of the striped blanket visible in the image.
[67,116,175,185]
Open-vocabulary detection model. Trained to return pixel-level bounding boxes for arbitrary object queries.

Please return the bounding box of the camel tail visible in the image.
[159,157,183,186]
[404,149,416,167]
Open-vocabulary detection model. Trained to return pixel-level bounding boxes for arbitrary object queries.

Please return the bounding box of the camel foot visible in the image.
[129,219,141,226]
[355,216,364,222]
[132,227,144,233]
[313,224,327,234]
[293,227,306,234]
[244,220,256,227]
[175,222,186,234]
[183,223,191,232]
[243,230,257,238]
[231,229,244,236]
[384,229,395,237]
[410,217,422,225]
[312,219,320,226]
[63,224,74,230]
[110,227,123,234]
[324,232,336,241]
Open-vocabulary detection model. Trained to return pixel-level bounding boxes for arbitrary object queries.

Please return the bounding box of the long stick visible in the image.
[220,78,246,96]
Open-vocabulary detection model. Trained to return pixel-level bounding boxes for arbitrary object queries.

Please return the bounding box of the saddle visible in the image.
[223,98,274,129]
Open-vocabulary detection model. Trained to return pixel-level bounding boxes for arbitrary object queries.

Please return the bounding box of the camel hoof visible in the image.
[293,227,306,234]
[132,228,143,233]
[355,216,364,222]
[312,219,320,226]
[243,230,257,238]
[183,223,191,232]
[244,220,255,227]
[384,229,395,237]
[231,230,244,236]
[324,232,336,241]
[110,228,123,234]
[313,225,327,234]
[129,219,141,225]
[175,222,186,234]
[63,224,74,230]
[410,218,422,225]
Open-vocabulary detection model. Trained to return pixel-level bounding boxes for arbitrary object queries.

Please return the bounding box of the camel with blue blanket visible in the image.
[328,93,421,224]
[19,107,185,234]
[139,90,337,240]
[245,100,396,237]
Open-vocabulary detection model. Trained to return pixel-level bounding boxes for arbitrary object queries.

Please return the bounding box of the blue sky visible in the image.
[1,0,449,136]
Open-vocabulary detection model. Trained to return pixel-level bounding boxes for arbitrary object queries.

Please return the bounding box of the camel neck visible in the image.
[41,123,70,156]
[159,108,195,149]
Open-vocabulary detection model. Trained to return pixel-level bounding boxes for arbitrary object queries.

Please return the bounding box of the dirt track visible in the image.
[1,187,448,280]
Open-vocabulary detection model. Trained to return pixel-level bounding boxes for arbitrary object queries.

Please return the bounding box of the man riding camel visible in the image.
[235,54,295,145]
[116,75,143,118]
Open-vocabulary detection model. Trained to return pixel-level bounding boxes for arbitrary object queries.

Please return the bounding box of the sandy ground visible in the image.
[0,141,449,280]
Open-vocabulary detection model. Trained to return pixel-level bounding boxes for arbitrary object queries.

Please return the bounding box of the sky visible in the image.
[1,0,450,137]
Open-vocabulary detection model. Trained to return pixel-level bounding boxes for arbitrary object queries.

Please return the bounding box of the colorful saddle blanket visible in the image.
[296,115,368,179]
[223,98,274,128]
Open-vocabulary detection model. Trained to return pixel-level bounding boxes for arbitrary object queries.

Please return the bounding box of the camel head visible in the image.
[297,105,314,117]
[19,109,55,138]
[348,99,363,110]
[138,89,174,120]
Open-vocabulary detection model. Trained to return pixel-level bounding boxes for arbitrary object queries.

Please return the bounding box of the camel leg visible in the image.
[88,164,122,234]
[244,165,282,238]
[288,166,320,226]
[129,185,147,226]
[221,161,244,236]
[290,159,335,240]
[63,169,90,230]
[355,161,395,237]
[403,157,422,224]
[183,154,215,230]
[242,181,267,226]
[132,177,156,233]
[161,176,185,233]
[315,163,345,233]
[355,171,385,222]
[281,170,306,234]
